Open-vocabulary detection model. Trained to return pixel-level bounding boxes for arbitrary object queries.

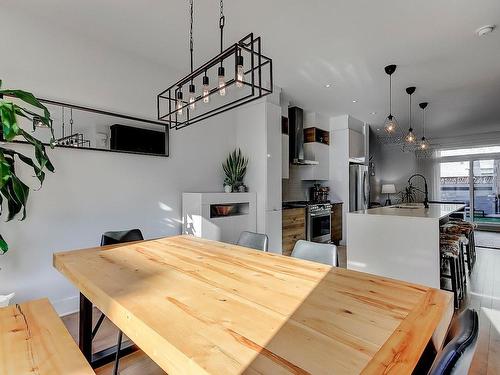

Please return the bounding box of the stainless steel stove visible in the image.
[306,203,332,243]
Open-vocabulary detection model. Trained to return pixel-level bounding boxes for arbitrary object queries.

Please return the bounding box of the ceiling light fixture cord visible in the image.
[190,0,194,77]
[389,74,392,116]
[219,0,225,59]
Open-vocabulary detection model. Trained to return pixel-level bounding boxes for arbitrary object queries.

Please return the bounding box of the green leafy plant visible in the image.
[222,148,248,191]
[400,183,417,203]
[0,80,55,253]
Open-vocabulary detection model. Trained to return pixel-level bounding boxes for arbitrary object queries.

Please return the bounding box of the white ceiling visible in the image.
[4,0,500,138]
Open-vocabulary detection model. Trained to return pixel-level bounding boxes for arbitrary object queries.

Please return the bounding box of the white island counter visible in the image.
[347,203,465,288]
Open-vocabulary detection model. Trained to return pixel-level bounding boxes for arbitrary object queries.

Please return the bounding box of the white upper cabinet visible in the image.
[282,133,289,179]
[348,129,365,160]
[298,111,330,181]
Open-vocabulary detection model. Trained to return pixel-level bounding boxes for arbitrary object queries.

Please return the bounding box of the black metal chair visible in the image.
[95,229,144,375]
[428,309,479,375]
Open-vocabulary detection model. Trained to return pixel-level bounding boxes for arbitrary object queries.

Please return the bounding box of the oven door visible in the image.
[308,212,331,243]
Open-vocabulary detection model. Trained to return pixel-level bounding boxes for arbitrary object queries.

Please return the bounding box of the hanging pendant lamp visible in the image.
[383,65,398,134]
[157,0,273,130]
[404,86,416,144]
[418,102,429,150]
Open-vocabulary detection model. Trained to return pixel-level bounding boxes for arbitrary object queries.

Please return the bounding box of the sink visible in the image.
[392,203,423,209]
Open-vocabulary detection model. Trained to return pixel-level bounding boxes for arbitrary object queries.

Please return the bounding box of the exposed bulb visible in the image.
[236,55,244,88]
[218,66,226,96]
[188,84,196,111]
[404,128,416,144]
[202,75,210,104]
[419,137,429,150]
[384,115,398,133]
[176,91,183,116]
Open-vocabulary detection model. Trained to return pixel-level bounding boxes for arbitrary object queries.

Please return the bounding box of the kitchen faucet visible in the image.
[408,174,429,208]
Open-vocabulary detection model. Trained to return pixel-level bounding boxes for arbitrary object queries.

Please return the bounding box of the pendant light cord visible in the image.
[409,92,412,129]
[389,74,392,116]
[219,0,225,65]
[190,0,194,78]
[422,107,426,138]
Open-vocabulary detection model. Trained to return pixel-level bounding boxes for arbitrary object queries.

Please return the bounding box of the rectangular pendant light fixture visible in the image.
[157,33,273,130]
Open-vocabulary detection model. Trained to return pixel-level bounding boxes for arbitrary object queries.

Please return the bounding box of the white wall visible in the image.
[0,7,238,314]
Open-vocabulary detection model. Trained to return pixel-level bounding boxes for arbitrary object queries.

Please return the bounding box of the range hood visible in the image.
[288,107,319,165]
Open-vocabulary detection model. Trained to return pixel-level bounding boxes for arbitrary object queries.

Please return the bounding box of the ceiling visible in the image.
[4,0,500,138]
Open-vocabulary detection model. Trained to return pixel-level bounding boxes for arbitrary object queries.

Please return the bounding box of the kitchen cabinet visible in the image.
[266,210,282,253]
[331,202,343,245]
[282,134,289,179]
[298,142,330,180]
[349,129,364,160]
[282,208,306,256]
[236,95,282,253]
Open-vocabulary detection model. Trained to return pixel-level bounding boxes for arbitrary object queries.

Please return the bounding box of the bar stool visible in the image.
[450,219,477,269]
[441,233,467,292]
[442,220,476,273]
[439,234,463,309]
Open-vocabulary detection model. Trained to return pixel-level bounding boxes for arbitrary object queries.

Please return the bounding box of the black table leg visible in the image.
[79,293,93,362]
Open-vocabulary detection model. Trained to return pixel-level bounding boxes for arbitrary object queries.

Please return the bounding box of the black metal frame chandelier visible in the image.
[157,0,273,130]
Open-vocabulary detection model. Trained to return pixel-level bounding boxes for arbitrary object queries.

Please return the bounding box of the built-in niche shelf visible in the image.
[210,203,250,218]
[304,127,330,145]
[182,192,257,244]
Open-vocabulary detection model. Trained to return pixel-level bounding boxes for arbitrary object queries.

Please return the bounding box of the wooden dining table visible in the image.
[53,235,453,374]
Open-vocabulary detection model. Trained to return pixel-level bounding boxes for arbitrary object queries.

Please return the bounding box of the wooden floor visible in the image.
[60,235,499,375]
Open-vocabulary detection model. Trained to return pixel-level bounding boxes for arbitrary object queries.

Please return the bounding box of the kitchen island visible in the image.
[347,203,465,288]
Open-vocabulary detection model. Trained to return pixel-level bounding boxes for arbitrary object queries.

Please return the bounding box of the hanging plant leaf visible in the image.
[0,82,55,252]
[0,234,7,254]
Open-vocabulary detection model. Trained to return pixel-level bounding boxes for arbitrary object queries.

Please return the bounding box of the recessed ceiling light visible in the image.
[352,100,357,103]
[371,112,377,115]
[476,25,496,37]
[325,83,333,88]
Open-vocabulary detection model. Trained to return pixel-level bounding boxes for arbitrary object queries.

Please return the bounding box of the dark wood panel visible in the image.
[331,203,343,245]
[304,127,330,145]
[282,208,306,256]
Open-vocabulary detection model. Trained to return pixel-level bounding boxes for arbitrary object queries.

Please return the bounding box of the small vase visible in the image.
[224,185,232,193]
[238,185,246,193]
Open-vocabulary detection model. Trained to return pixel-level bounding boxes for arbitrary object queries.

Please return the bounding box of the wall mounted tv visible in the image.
[110,124,167,155]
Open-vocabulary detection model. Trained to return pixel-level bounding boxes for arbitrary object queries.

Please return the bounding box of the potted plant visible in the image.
[222,148,248,193]
[400,183,417,203]
[0,80,55,253]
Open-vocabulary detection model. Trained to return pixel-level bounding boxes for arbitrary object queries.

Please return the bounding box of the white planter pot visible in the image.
[224,185,232,193]
[0,293,15,308]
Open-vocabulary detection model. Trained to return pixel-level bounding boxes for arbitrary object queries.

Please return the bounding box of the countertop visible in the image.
[350,203,465,220]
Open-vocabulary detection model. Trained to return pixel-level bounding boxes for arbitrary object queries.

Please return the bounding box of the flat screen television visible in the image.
[110,124,166,155]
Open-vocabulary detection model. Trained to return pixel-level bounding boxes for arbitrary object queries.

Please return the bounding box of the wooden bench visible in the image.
[0,298,95,375]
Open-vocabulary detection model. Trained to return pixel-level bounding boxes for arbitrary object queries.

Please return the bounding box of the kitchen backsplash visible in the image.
[282,165,317,202]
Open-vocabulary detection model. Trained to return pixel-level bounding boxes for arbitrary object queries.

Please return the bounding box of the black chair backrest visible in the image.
[428,309,479,375]
[101,229,144,246]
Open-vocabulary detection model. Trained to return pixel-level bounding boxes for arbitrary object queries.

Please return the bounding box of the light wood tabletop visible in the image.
[54,235,453,375]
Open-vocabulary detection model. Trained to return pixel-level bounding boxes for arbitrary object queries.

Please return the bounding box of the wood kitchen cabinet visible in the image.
[282,208,306,256]
[331,203,343,245]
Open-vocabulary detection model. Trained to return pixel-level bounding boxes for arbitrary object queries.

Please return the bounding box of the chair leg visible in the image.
[92,312,106,340]
[113,330,123,375]
[449,258,460,309]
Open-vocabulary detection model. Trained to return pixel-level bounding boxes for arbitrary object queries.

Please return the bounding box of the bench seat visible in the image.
[0,298,94,375]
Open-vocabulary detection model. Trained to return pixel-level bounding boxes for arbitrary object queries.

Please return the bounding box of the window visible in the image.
[438,146,500,157]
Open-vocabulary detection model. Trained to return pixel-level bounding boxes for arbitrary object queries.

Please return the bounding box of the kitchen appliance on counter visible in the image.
[349,164,369,212]
[310,184,330,203]
[306,203,332,243]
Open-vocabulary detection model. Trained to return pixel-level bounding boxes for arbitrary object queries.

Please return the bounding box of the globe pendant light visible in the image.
[419,102,429,150]
[384,65,398,134]
[404,86,416,144]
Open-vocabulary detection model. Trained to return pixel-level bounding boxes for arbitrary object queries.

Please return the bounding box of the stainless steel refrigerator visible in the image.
[349,164,369,212]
